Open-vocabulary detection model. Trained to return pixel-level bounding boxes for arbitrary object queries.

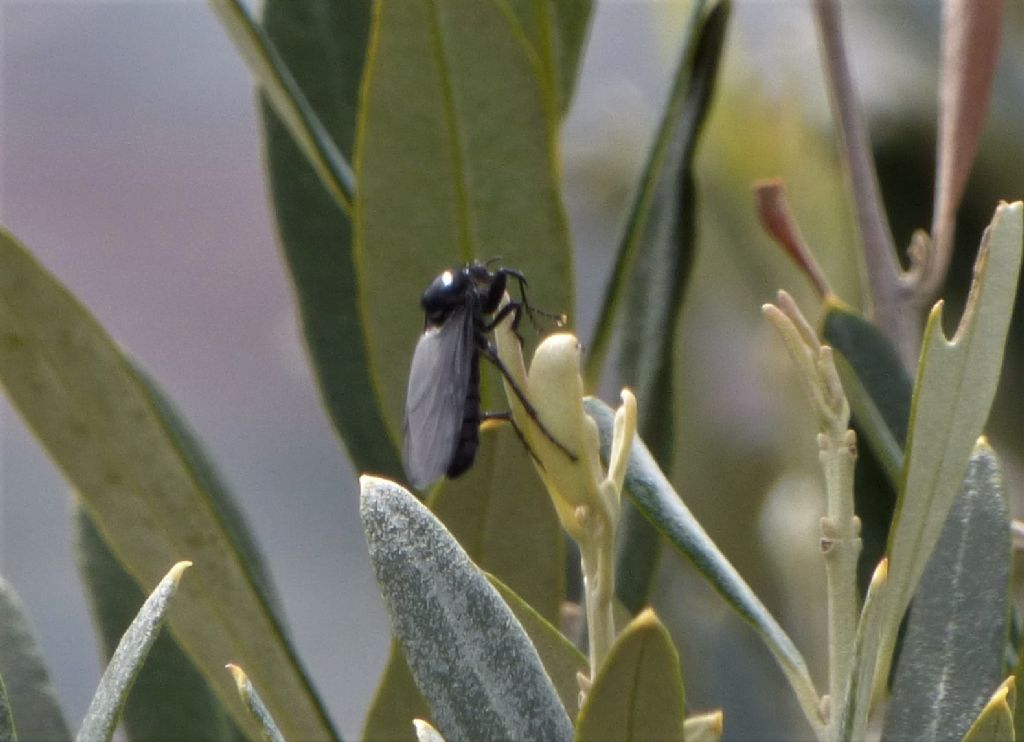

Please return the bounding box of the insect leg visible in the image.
[481,411,546,471]
[495,268,540,331]
[494,268,566,329]
[484,300,525,338]
[480,344,578,462]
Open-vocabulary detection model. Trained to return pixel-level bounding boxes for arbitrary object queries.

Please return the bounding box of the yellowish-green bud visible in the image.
[493,302,636,539]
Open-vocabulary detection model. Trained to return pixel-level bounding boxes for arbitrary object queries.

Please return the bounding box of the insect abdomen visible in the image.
[446,348,481,479]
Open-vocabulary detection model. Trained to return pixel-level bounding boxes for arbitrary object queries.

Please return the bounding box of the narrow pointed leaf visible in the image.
[584,0,724,385]
[613,0,729,427]
[0,227,333,740]
[823,304,911,482]
[962,677,1015,742]
[935,0,1004,232]
[77,562,191,742]
[362,426,566,738]
[838,559,888,742]
[585,0,730,612]
[355,0,573,435]
[885,443,1010,742]
[575,609,685,742]
[584,397,823,737]
[75,507,242,742]
[208,0,354,210]
[360,476,573,742]
[227,665,285,742]
[927,0,1005,298]
[0,578,70,741]
[876,201,1023,682]
[260,0,401,478]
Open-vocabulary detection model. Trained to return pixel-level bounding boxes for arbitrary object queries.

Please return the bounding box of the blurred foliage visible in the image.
[0,1,1020,740]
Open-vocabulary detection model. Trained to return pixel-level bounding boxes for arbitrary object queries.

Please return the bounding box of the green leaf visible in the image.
[846,431,898,601]
[259,0,402,479]
[360,476,573,742]
[875,201,1023,684]
[431,425,565,623]
[504,0,593,115]
[885,442,1010,742]
[75,507,242,742]
[208,0,355,211]
[574,609,685,742]
[550,0,593,113]
[584,0,724,387]
[838,558,888,742]
[683,711,724,742]
[128,362,284,616]
[487,574,587,715]
[355,0,574,437]
[962,677,1015,742]
[930,0,1005,297]
[582,0,731,612]
[613,0,730,438]
[77,562,191,742]
[613,509,663,616]
[584,397,823,737]
[0,578,70,741]
[227,665,285,742]
[823,304,911,483]
[0,227,334,740]
[823,305,912,595]
[363,425,566,739]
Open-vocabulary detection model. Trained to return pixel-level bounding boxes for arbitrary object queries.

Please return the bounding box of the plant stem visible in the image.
[579,507,617,679]
[763,295,859,740]
[811,0,917,371]
[819,427,861,739]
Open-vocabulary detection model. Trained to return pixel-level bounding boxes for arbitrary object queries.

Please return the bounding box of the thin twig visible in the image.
[764,292,861,739]
[811,0,917,371]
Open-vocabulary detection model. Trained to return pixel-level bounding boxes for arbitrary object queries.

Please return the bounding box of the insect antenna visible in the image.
[507,269,564,331]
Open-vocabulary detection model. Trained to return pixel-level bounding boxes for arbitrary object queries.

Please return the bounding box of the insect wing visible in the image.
[403,306,474,489]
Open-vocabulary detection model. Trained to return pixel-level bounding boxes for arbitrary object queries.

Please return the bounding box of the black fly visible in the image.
[402,261,573,490]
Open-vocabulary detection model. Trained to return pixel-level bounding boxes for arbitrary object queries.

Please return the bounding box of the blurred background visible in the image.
[2,1,1023,739]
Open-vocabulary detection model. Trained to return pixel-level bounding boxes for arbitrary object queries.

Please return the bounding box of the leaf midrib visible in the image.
[426,0,474,261]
